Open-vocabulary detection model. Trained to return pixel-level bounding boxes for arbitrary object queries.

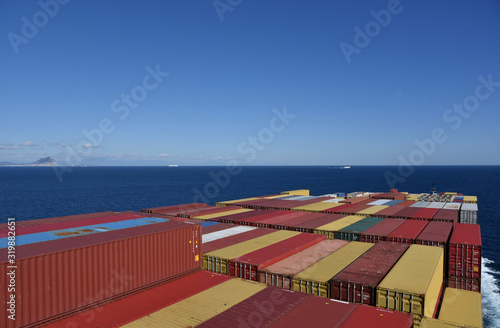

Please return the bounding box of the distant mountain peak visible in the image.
[31,156,57,166]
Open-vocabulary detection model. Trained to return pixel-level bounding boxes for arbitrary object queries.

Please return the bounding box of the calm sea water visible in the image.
[1,166,499,327]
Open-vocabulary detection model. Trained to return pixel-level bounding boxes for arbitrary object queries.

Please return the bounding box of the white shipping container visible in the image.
[368,199,393,206]
[443,203,461,210]
[426,202,446,209]
[202,226,257,243]
[411,201,431,208]
[460,204,478,224]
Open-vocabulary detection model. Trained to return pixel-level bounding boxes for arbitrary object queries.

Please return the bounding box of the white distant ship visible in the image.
[343,166,351,169]
[168,164,179,167]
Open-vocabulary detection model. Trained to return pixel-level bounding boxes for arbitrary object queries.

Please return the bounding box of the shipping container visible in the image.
[123,278,267,327]
[216,197,261,207]
[142,202,206,214]
[152,204,214,217]
[460,203,478,224]
[190,208,255,221]
[447,276,480,292]
[383,200,404,206]
[314,215,366,239]
[293,242,374,297]
[398,200,417,207]
[438,288,482,328]
[420,317,469,328]
[426,202,446,209]
[216,209,279,223]
[203,230,300,274]
[0,216,170,248]
[392,206,422,220]
[269,296,358,328]
[386,220,429,244]
[293,214,345,233]
[360,219,406,243]
[259,240,349,289]
[202,222,235,234]
[462,196,478,204]
[292,201,346,212]
[203,228,275,253]
[271,213,326,231]
[179,206,249,219]
[323,203,357,214]
[202,226,258,243]
[249,211,309,229]
[234,210,292,226]
[432,209,458,224]
[339,304,413,328]
[411,201,431,208]
[229,233,326,280]
[337,205,372,216]
[367,199,393,206]
[412,208,439,221]
[330,242,409,305]
[0,220,202,328]
[45,270,231,328]
[415,221,453,248]
[376,245,444,326]
[448,224,482,279]
[281,189,310,196]
[335,217,385,241]
[372,206,405,219]
[442,203,461,211]
[356,205,389,216]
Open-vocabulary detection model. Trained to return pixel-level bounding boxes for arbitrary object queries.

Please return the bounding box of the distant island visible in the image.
[0,156,57,167]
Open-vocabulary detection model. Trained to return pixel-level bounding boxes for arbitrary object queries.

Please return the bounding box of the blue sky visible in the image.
[1,0,499,165]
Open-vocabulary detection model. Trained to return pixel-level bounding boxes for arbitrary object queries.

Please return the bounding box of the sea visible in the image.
[1,165,499,327]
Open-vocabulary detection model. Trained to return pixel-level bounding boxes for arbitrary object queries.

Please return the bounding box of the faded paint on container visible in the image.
[202,226,257,243]
[123,278,267,328]
[203,230,300,274]
[0,221,202,328]
[314,215,366,239]
[376,245,444,325]
[339,304,413,328]
[386,220,428,244]
[259,239,349,289]
[360,219,406,243]
[45,270,231,328]
[447,276,480,292]
[229,233,326,280]
[293,242,374,297]
[438,288,482,328]
[197,287,309,328]
[448,224,481,279]
[415,221,453,248]
[443,203,461,210]
[330,242,409,305]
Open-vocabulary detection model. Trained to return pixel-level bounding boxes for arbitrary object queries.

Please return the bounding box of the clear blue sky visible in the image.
[1,0,499,165]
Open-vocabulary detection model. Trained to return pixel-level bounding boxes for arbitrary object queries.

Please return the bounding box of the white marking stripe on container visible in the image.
[202,226,257,243]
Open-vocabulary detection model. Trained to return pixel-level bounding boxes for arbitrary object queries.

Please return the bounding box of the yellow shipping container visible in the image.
[463,195,478,204]
[203,230,300,274]
[314,215,365,239]
[405,194,420,201]
[444,192,457,195]
[262,195,288,199]
[356,205,389,216]
[376,245,444,326]
[293,241,374,297]
[123,278,266,328]
[292,202,343,213]
[281,189,310,196]
[438,288,482,328]
[216,197,261,207]
[420,317,470,328]
[192,208,253,221]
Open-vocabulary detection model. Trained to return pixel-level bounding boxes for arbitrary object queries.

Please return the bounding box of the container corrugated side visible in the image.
[335,217,385,241]
[0,221,202,328]
[122,278,267,327]
[293,242,374,297]
[432,209,458,224]
[360,218,406,243]
[216,197,261,207]
[202,228,274,253]
[268,296,358,328]
[462,196,478,204]
[438,288,482,328]
[448,223,482,279]
[330,242,409,305]
[339,304,413,328]
[203,230,300,274]
[236,210,292,226]
[415,221,453,248]
[258,239,349,289]
[386,220,429,244]
[229,233,326,280]
[197,286,309,328]
[314,215,366,239]
[202,226,258,243]
[45,270,231,328]
[322,203,357,214]
[376,245,444,326]
[459,203,478,224]
[446,276,480,292]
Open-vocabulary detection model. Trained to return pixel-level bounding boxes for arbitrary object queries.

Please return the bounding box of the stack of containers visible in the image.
[415,221,453,248]
[271,213,327,231]
[0,219,202,328]
[292,214,345,233]
[430,287,482,328]
[386,220,429,244]
[258,239,349,289]
[359,218,406,243]
[447,224,482,292]
[432,209,458,225]
[313,215,366,239]
[330,242,410,305]
[460,203,478,224]
[334,217,385,241]
[376,245,444,326]
[372,206,405,219]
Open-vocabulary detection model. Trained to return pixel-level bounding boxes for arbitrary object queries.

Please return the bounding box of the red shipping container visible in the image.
[142,202,206,214]
[372,206,405,219]
[203,228,275,253]
[217,209,279,224]
[0,211,118,230]
[46,270,231,328]
[292,214,345,233]
[176,206,240,218]
[229,233,326,280]
[237,210,291,226]
[415,221,453,248]
[0,220,202,328]
[269,296,357,328]
[448,223,482,279]
[360,219,405,243]
[337,204,371,215]
[322,203,356,214]
[197,287,310,328]
[386,220,429,244]
[154,205,213,217]
[202,223,236,234]
[392,206,421,220]
[398,200,416,207]
[412,208,439,221]
[254,211,310,229]
[330,242,409,305]
[340,304,413,328]
[433,209,458,224]
[447,276,481,292]
[272,213,326,230]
